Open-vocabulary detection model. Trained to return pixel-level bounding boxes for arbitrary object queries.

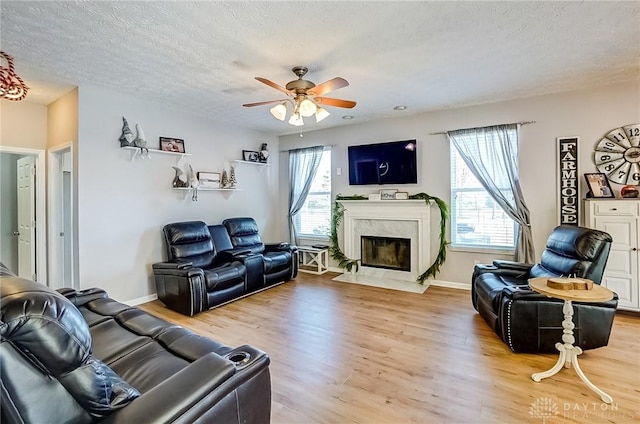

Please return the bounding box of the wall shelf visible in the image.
[172,187,242,191]
[232,160,269,166]
[122,146,191,163]
[173,186,242,201]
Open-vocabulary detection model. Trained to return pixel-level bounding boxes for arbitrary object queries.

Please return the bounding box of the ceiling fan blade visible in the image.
[314,97,356,109]
[243,99,288,107]
[308,77,349,96]
[255,77,291,95]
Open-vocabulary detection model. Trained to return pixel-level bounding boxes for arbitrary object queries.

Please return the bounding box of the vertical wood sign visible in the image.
[557,137,579,225]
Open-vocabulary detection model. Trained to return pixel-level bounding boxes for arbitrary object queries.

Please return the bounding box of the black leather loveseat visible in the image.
[0,267,271,424]
[153,218,297,316]
[472,225,618,353]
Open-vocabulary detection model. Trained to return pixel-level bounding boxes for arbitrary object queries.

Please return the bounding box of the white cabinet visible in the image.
[585,199,640,311]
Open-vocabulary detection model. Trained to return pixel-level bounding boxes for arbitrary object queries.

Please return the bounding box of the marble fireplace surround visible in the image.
[333,200,431,292]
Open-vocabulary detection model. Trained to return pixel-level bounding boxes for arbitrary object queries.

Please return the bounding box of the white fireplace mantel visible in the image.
[337,200,431,284]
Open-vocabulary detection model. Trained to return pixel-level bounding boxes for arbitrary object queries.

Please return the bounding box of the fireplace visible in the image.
[361,236,411,272]
[333,199,431,291]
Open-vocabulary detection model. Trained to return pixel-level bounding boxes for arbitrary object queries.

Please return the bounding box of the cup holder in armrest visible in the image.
[223,345,268,371]
[225,351,251,368]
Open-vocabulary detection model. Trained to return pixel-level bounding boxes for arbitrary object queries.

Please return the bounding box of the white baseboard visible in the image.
[125,293,158,306]
[429,280,471,290]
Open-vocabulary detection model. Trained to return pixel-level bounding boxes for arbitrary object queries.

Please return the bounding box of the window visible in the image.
[450,134,517,251]
[295,149,331,238]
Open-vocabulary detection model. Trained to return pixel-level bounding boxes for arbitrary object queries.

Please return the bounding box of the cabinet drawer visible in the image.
[593,201,638,216]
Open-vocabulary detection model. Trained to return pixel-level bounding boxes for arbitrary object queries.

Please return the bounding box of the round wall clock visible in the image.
[594,123,640,185]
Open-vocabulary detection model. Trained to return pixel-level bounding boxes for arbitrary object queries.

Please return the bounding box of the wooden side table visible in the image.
[528,277,614,403]
[297,246,329,275]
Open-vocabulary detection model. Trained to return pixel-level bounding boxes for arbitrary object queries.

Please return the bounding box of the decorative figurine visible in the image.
[171,166,188,188]
[133,123,150,159]
[229,165,237,188]
[188,164,198,201]
[119,117,134,147]
[221,169,229,188]
[259,143,269,163]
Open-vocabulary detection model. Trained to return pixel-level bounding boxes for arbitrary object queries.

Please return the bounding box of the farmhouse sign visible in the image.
[557,137,579,225]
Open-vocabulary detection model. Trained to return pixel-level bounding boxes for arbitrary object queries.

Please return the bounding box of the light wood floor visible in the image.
[139,273,640,424]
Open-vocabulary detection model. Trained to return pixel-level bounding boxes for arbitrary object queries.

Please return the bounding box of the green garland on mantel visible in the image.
[329,193,449,284]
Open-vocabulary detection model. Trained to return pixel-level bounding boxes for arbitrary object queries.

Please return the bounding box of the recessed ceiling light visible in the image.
[394,105,407,110]
[342,115,354,120]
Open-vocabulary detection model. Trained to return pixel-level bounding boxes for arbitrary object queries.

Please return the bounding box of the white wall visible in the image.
[47,89,80,286]
[279,80,640,286]
[0,101,48,150]
[76,85,279,303]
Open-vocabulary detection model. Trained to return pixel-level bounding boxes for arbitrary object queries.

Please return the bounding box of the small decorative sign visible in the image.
[379,189,397,200]
[557,137,579,225]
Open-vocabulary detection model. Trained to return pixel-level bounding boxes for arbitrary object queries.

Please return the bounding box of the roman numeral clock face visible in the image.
[594,124,640,185]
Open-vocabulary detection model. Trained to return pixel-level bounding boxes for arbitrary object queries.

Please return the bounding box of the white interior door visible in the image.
[17,156,36,280]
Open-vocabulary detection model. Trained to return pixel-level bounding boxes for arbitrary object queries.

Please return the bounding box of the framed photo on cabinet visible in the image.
[584,173,614,198]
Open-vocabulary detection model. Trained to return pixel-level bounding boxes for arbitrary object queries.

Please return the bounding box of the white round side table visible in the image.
[528,277,614,404]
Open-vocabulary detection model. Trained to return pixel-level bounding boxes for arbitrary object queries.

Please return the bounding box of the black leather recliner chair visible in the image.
[223,217,298,286]
[472,225,618,353]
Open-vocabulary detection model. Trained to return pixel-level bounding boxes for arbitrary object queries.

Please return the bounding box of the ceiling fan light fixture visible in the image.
[298,98,317,117]
[288,112,304,126]
[315,107,330,123]
[270,102,287,121]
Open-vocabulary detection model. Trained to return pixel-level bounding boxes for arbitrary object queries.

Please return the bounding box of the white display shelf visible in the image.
[173,186,242,201]
[172,187,242,191]
[232,160,269,166]
[122,146,191,163]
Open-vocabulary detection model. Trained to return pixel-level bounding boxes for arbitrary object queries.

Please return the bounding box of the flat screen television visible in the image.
[348,140,417,185]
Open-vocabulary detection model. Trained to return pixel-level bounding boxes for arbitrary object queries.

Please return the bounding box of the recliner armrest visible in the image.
[265,242,297,253]
[153,261,193,270]
[101,353,236,424]
[217,249,253,262]
[152,263,204,280]
[57,287,109,307]
[492,260,533,272]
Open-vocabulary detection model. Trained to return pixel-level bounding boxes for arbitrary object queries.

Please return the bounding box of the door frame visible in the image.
[0,146,46,285]
[48,143,76,289]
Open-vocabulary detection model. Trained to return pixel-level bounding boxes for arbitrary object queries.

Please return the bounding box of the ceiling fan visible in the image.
[243,66,356,126]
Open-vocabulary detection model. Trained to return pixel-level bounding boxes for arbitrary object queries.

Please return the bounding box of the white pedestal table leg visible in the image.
[531,300,613,404]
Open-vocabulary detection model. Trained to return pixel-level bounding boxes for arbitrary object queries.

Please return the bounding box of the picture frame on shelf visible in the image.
[584,173,615,198]
[197,172,221,189]
[394,192,409,200]
[379,189,398,200]
[243,150,260,162]
[160,137,185,153]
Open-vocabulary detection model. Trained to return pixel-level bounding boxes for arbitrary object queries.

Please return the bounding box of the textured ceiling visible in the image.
[1,1,639,136]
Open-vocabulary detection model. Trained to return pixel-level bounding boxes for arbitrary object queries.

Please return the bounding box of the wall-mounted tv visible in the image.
[348,140,417,185]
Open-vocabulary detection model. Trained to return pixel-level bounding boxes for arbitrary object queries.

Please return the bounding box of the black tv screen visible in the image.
[348,140,417,185]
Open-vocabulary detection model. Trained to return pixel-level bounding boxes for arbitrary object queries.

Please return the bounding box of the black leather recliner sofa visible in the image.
[472,225,618,353]
[0,266,271,424]
[153,219,297,316]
